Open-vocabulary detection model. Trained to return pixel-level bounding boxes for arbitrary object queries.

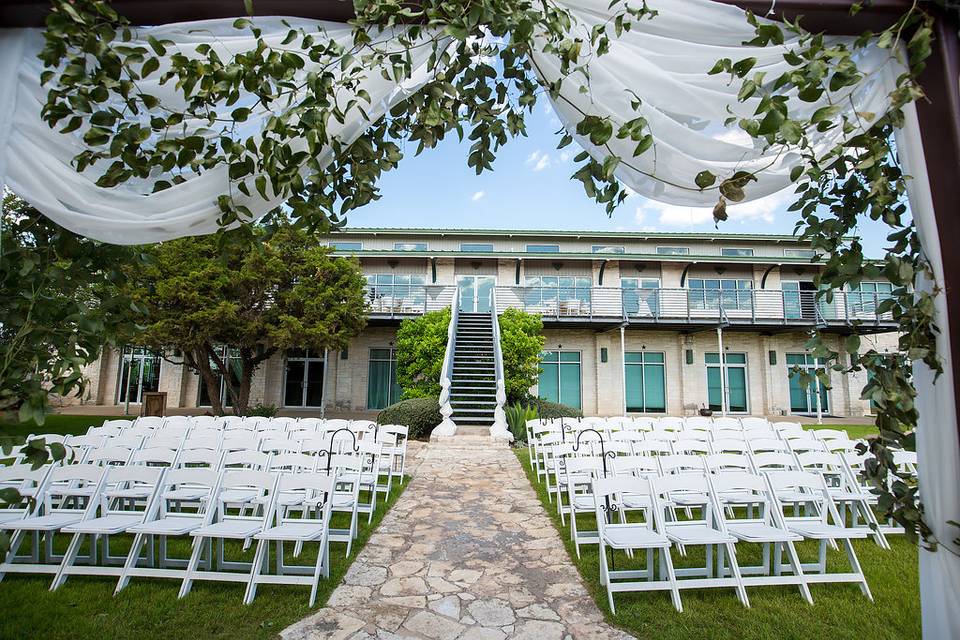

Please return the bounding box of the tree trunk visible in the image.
[188,349,224,415]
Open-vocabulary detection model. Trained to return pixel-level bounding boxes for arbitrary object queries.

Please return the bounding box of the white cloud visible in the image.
[526,149,552,172]
[559,150,574,163]
[471,190,485,202]
[632,188,794,229]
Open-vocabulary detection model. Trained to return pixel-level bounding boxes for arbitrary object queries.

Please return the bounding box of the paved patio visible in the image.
[281,437,634,640]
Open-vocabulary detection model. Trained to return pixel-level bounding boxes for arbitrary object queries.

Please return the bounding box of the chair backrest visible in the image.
[134,416,165,429]
[130,446,179,467]
[191,415,222,429]
[144,434,186,450]
[225,419,260,432]
[820,438,860,453]
[45,466,108,509]
[675,430,711,442]
[765,470,831,503]
[593,475,654,504]
[672,440,710,455]
[176,448,223,469]
[812,428,849,441]
[101,419,135,430]
[704,453,752,473]
[323,419,351,431]
[632,440,673,456]
[785,436,826,454]
[710,438,748,454]
[259,437,298,454]
[87,425,123,438]
[217,469,277,496]
[0,464,50,511]
[710,416,742,431]
[84,446,135,466]
[182,434,222,451]
[749,437,789,453]
[103,466,165,499]
[739,417,770,431]
[613,455,659,477]
[658,454,705,475]
[219,415,244,426]
[655,416,684,432]
[751,452,800,473]
[893,450,918,473]
[163,468,220,495]
[222,450,270,469]
[650,472,711,499]
[771,421,805,435]
[269,453,317,472]
[105,434,145,449]
[684,416,713,431]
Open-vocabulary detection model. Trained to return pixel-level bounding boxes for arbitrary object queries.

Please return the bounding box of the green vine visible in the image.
[34,0,949,551]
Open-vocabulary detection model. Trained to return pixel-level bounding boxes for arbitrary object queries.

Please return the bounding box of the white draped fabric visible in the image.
[0,2,958,634]
[0,19,442,244]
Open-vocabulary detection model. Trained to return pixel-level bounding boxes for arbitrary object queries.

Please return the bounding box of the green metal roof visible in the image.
[333,227,824,242]
[328,248,826,265]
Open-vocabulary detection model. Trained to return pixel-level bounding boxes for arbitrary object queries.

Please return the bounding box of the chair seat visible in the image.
[219,489,259,504]
[829,489,866,502]
[727,522,802,543]
[105,487,154,500]
[164,488,210,501]
[128,516,204,535]
[253,492,306,507]
[8,513,83,531]
[330,495,355,509]
[788,522,869,540]
[601,524,671,549]
[254,522,327,542]
[571,495,597,511]
[717,490,762,505]
[0,511,26,524]
[670,492,710,506]
[622,494,652,509]
[62,514,141,534]
[191,519,262,539]
[664,523,736,545]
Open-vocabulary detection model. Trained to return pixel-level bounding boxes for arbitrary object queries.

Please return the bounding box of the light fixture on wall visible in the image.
[601,347,608,363]
[769,350,777,365]
[794,267,806,276]
[387,259,399,269]
[634,263,647,273]
[715,266,727,275]
[685,349,694,365]
[471,261,482,270]
[552,262,564,271]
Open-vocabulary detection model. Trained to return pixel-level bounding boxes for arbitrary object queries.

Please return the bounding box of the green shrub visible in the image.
[498,308,545,403]
[248,403,279,417]
[395,308,451,398]
[524,396,582,420]
[377,396,442,440]
[505,402,538,443]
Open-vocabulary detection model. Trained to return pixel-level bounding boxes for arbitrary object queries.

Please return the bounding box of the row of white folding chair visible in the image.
[589,469,872,614]
[531,416,781,434]
[0,465,342,606]
[547,445,891,549]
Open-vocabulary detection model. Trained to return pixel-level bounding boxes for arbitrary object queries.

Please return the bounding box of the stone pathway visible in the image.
[281,437,634,640]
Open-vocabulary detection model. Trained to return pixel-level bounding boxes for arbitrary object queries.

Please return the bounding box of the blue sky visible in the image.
[351,102,895,258]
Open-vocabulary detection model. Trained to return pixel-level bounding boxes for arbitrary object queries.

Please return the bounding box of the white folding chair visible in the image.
[683,416,713,431]
[564,457,604,557]
[134,416,165,429]
[245,472,336,606]
[51,467,167,589]
[711,417,742,431]
[178,470,279,598]
[593,475,678,614]
[765,471,873,600]
[708,472,812,604]
[190,415,222,430]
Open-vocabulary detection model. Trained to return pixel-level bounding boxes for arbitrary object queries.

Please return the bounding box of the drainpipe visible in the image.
[123,347,132,416]
[814,358,823,425]
[320,349,329,419]
[717,327,728,417]
[620,325,627,415]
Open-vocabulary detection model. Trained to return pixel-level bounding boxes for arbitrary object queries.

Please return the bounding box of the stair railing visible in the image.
[489,288,512,440]
[432,288,460,438]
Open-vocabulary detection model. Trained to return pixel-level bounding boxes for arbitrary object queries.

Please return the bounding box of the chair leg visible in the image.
[782,541,813,605]
[50,532,85,591]
[661,547,683,613]
[115,533,149,595]
[243,538,269,605]
[843,538,873,601]
[178,536,206,599]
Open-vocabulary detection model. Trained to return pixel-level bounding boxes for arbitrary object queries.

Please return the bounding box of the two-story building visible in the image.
[74,228,899,419]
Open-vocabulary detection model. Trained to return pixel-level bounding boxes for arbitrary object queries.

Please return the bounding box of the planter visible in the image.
[698,408,714,417]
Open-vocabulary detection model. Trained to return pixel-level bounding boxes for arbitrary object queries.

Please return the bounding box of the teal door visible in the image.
[706,353,748,413]
[458,276,495,313]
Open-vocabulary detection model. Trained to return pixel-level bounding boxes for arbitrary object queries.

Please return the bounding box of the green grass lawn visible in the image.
[803,423,877,440]
[514,449,920,640]
[0,414,123,441]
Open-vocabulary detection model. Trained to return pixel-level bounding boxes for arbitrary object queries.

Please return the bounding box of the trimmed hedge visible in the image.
[376,396,441,440]
[525,396,582,420]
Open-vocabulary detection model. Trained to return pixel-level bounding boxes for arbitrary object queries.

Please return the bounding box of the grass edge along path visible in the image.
[513,448,920,640]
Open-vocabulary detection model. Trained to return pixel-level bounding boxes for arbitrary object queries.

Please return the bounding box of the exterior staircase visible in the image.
[449,312,498,430]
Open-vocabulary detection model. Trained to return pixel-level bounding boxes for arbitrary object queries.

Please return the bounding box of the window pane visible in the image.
[721,248,754,257]
[625,362,644,412]
[644,352,665,364]
[643,364,666,412]
[538,361,560,404]
[725,353,747,365]
[460,243,494,252]
[657,247,690,255]
[330,241,362,251]
[285,360,305,406]
[367,359,392,409]
[624,352,643,364]
[540,351,559,363]
[527,244,560,253]
[593,245,625,254]
[394,242,427,251]
[559,362,582,410]
[726,368,748,412]
[559,352,581,363]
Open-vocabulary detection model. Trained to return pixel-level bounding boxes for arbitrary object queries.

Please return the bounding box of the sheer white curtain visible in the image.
[0,19,442,244]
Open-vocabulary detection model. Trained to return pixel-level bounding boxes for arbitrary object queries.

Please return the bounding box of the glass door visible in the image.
[117,347,161,404]
[458,275,496,313]
[706,352,749,413]
[284,349,325,407]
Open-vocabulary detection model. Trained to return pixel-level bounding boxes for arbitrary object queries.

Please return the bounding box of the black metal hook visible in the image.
[322,427,360,474]
[572,428,614,478]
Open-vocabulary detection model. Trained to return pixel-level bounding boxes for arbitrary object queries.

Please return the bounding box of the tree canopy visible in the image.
[125,221,368,414]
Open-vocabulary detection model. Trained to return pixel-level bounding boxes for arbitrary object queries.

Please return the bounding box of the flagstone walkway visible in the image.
[281,437,634,640]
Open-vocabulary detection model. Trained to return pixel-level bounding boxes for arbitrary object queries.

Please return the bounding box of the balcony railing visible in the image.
[365,285,895,326]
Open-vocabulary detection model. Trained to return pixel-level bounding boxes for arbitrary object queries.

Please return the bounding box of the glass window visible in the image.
[721,248,754,257]
[526,244,560,253]
[365,273,427,312]
[523,276,592,312]
[592,245,625,254]
[367,348,402,409]
[460,243,494,252]
[848,281,894,314]
[688,278,753,311]
[786,353,829,414]
[620,277,661,317]
[784,248,816,258]
[656,246,690,255]
[329,241,362,251]
[538,351,582,410]
[624,351,666,412]
[394,242,427,251]
[705,352,749,413]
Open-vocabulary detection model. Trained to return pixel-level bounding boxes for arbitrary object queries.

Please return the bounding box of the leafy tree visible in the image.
[125,222,368,415]
[498,308,545,403]
[0,193,138,424]
[395,308,451,399]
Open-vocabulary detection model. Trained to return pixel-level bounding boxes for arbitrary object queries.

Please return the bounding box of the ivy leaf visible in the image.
[695,170,716,189]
